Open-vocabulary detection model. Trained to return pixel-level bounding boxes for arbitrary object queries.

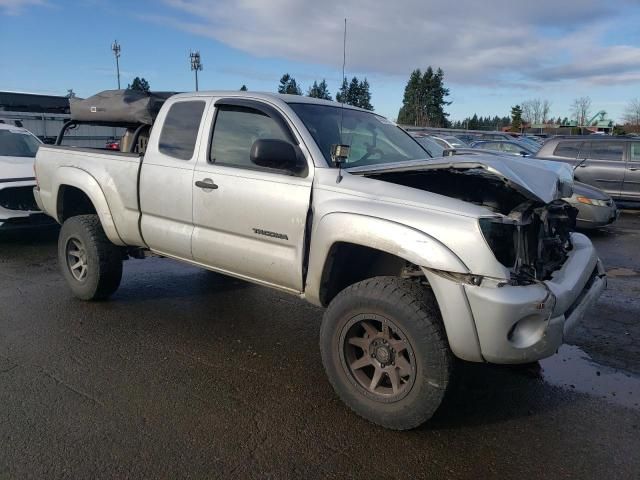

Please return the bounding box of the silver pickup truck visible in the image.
[34,92,606,430]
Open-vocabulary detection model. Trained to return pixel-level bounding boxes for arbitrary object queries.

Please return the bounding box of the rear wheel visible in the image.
[58,215,122,300]
[320,277,453,430]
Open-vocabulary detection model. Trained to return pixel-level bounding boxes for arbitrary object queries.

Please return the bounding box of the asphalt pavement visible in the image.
[1,214,639,479]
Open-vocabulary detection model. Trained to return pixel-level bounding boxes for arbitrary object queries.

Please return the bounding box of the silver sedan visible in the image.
[567,182,618,229]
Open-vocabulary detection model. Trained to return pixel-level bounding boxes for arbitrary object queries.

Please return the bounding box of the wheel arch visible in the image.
[54,167,125,246]
[305,213,468,306]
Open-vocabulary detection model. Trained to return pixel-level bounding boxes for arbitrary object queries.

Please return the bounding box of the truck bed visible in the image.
[35,145,146,246]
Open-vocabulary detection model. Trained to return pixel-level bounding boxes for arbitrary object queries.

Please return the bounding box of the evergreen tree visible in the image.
[358,78,373,110]
[335,76,373,110]
[307,79,332,100]
[511,105,523,132]
[397,67,450,126]
[468,114,479,130]
[336,78,349,104]
[127,77,150,92]
[397,69,423,125]
[277,74,302,95]
[240,85,248,91]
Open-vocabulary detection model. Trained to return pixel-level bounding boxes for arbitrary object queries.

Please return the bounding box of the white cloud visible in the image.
[0,0,46,15]
[155,0,639,87]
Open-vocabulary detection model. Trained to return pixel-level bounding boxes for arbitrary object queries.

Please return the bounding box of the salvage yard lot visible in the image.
[1,213,639,479]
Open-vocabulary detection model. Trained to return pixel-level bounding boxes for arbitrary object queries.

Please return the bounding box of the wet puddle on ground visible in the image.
[540,345,640,409]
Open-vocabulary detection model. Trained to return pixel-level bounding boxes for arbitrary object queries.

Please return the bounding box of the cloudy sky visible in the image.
[1,0,639,122]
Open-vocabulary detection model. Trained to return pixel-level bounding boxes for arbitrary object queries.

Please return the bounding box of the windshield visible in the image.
[0,129,41,158]
[289,103,430,167]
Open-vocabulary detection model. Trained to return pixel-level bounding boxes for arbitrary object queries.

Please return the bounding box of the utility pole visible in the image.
[111,40,121,89]
[190,50,203,91]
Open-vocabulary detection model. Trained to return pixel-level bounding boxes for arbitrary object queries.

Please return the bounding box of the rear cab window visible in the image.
[158,101,206,160]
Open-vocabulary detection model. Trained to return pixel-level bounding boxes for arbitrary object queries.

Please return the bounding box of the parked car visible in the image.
[34,90,605,430]
[411,136,617,229]
[0,123,50,230]
[471,140,538,157]
[567,182,618,229]
[412,134,445,157]
[535,137,640,205]
[430,135,468,149]
[451,133,478,144]
[477,132,517,141]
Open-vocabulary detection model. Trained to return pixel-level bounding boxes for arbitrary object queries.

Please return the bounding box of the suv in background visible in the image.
[536,137,640,205]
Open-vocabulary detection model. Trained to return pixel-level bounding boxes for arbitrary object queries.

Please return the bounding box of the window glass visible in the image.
[629,143,640,162]
[289,103,427,167]
[588,142,623,161]
[553,141,582,159]
[479,142,499,150]
[210,106,288,168]
[0,129,40,158]
[158,101,206,160]
[502,143,521,153]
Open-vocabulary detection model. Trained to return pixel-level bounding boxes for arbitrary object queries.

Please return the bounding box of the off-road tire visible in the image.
[58,215,123,300]
[320,276,453,430]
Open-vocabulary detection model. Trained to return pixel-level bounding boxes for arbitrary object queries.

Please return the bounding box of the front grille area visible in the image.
[0,186,39,212]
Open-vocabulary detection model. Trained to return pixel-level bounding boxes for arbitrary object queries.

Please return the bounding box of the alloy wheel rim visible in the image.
[339,314,416,403]
[66,237,88,282]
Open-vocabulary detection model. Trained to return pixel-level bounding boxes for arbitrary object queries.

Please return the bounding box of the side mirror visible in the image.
[250,139,307,175]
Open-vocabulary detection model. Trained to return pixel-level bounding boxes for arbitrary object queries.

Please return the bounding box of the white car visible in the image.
[0,123,45,229]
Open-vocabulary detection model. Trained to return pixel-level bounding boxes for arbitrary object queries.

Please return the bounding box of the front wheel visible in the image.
[320,277,453,430]
[58,215,123,300]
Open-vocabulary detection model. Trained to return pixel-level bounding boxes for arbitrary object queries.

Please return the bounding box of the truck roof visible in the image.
[169,91,373,113]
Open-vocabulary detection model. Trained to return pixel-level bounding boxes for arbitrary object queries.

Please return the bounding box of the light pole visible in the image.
[111,40,121,89]
[190,50,203,91]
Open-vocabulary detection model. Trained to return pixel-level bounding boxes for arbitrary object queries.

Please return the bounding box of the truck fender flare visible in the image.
[53,167,125,246]
[305,212,483,362]
[305,212,469,304]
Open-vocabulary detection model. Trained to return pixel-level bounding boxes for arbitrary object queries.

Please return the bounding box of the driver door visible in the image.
[191,100,313,293]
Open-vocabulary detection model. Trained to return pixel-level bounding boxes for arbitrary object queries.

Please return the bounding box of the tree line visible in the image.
[275,73,374,110]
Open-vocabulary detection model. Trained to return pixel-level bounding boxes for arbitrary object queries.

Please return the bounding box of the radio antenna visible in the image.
[331,18,350,184]
[339,17,347,141]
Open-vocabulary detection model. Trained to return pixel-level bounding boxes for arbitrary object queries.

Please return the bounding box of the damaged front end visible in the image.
[479,200,577,284]
[352,157,578,284]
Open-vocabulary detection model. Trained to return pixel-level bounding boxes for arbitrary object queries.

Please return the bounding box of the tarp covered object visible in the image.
[69,90,177,125]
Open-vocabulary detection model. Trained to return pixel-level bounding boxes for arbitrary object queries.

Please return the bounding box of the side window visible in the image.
[210,106,289,169]
[588,142,624,161]
[631,143,640,162]
[552,141,581,159]
[158,101,206,160]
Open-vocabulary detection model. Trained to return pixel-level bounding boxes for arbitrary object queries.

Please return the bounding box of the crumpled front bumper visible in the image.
[464,233,605,364]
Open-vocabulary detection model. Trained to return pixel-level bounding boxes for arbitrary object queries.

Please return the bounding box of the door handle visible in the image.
[195,179,218,190]
[630,167,640,171]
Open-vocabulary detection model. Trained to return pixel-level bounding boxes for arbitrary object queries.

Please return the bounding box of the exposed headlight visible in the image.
[479,217,517,268]
[576,196,609,207]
